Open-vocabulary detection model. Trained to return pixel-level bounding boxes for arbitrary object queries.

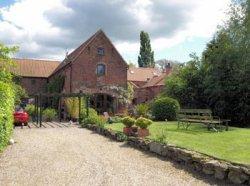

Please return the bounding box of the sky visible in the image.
[0,0,231,64]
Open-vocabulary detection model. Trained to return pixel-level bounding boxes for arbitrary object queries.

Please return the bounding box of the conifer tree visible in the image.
[138,31,155,67]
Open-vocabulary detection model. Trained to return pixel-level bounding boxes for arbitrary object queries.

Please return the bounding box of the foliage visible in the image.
[0,43,18,83]
[25,104,36,118]
[135,117,152,129]
[122,116,135,127]
[155,129,168,144]
[80,108,106,127]
[47,75,65,108]
[128,62,136,68]
[102,83,134,105]
[164,53,205,108]
[105,121,250,165]
[135,103,150,118]
[65,97,86,119]
[13,83,27,105]
[138,31,155,67]
[163,1,250,126]
[110,116,123,123]
[42,108,57,121]
[79,108,98,123]
[151,96,180,121]
[116,131,128,141]
[0,82,14,151]
[200,1,250,126]
[0,43,18,151]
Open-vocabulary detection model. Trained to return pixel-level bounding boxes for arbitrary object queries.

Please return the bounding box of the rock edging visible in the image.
[84,124,250,185]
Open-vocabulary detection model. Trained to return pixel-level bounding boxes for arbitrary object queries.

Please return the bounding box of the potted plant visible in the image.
[122,116,136,136]
[135,117,152,137]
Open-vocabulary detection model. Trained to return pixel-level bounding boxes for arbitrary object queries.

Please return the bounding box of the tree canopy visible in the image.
[164,0,250,127]
[138,31,155,67]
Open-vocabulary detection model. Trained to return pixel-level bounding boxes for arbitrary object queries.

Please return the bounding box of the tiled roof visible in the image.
[12,58,60,78]
[127,67,162,82]
[142,73,167,88]
[52,30,101,75]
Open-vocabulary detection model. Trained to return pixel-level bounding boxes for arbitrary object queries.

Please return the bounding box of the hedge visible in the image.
[151,96,180,121]
[0,81,14,151]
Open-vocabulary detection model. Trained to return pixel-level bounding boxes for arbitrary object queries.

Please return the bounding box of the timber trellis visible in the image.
[31,91,89,127]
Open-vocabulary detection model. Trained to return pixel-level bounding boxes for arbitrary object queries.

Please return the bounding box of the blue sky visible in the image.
[0,0,15,8]
[0,0,230,64]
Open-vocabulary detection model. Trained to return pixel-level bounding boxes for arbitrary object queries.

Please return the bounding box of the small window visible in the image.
[31,79,36,85]
[96,64,106,76]
[97,47,104,55]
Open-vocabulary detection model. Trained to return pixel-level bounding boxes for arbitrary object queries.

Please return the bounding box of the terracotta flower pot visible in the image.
[138,128,149,138]
[123,127,132,135]
[131,126,138,133]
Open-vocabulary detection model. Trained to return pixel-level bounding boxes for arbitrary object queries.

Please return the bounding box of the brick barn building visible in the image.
[12,30,172,114]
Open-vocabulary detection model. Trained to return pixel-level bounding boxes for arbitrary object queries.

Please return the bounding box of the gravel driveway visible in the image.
[0,127,227,186]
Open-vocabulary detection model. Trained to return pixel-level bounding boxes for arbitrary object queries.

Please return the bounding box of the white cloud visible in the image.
[0,0,230,61]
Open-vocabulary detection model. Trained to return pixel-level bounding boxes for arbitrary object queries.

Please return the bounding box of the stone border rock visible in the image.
[84,124,250,185]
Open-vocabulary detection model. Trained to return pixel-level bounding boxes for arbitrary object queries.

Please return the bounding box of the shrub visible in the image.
[0,82,14,151]
[135,103,150,118]
[25,104,35,117]
[80,108,106,127]
[110,116,123,123]
[122,116,135,128]
[151,96,180,121]
[79,108,98,124]
[135,117,152,129]
[42,108,57,121]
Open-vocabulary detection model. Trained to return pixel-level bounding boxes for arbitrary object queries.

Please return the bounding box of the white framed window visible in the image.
[96,64,106,76]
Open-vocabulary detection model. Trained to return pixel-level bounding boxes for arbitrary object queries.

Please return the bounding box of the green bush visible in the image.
[0,82,14,151]
[122,116,135,127]
[42,108,57,121]
[80,108,106,127]
[110,116,123,123]
[151,96,180,121]
[79,108,98,124]
[25,104,35,116]
[135,117,152,129]
[135,103,150,118]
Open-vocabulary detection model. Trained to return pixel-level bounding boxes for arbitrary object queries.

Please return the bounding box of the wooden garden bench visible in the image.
[177,109,230,131]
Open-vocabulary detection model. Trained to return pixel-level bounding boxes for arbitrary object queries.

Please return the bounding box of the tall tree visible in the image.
[138,31,155,67]
[163,0,250,126]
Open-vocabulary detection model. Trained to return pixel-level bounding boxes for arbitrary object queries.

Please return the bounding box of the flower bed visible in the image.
[83,124,250,185]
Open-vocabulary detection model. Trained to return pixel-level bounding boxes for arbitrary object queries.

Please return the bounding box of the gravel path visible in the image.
[0,127,226,186]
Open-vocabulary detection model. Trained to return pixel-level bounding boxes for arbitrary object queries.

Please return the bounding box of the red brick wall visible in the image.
[20,77,47,95]
[51,32,128,93]
[134,85,164,104]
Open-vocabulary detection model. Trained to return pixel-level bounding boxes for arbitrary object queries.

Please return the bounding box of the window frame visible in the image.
[96,63,106,77]
[97,47,105,56]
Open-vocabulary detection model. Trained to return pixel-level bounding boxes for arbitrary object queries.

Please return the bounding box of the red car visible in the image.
[13,111,29,127]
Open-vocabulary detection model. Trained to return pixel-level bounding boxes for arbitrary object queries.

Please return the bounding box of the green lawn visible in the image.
[105,121,250,165]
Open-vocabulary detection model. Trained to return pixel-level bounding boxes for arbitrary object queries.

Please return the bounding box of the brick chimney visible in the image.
[163,62,172,75]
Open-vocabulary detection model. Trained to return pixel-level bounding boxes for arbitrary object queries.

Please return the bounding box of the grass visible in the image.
[105,121,250,165]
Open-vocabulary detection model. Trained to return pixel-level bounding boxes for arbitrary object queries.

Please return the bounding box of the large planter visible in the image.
[123,127,138,136]
[138,128,149,138]
[123,127,132,136]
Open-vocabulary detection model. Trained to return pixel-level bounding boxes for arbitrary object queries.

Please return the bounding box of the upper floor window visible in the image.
[97,47,105,55]
[96,64,106,76]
